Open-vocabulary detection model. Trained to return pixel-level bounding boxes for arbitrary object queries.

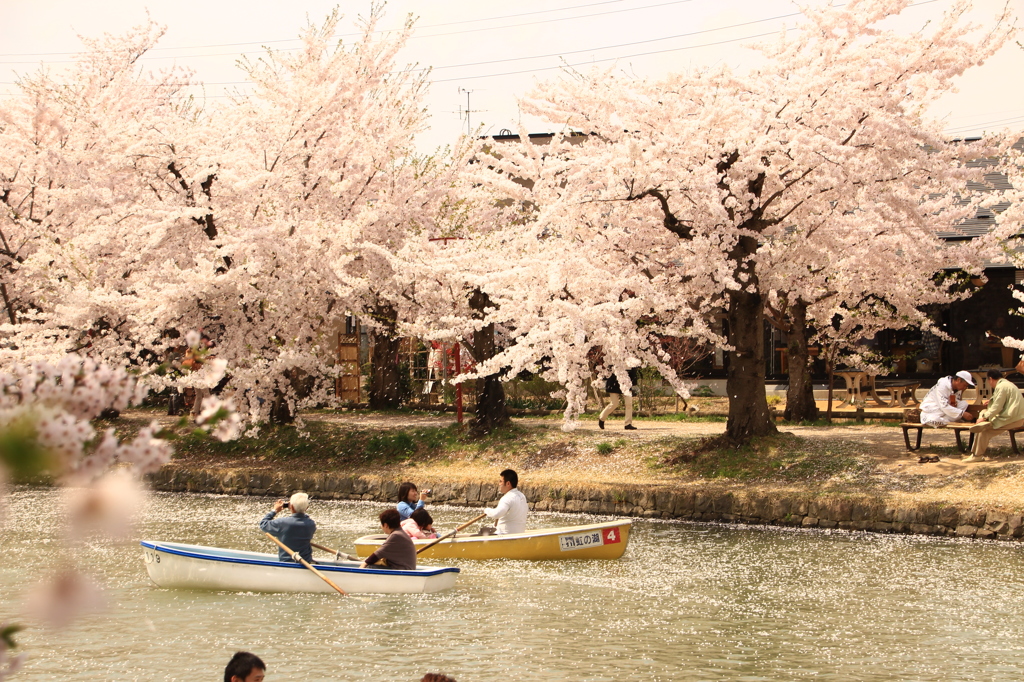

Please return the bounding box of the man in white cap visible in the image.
[918,371,977,426]
[259,493,316,562]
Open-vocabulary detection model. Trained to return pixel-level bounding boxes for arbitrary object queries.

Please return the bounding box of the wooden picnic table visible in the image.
[832,371,920,408]
[833,371,871,408]
[966,367,1022,405]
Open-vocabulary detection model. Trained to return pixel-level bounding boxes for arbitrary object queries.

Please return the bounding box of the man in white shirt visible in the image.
[483,469,528,535]
[919,370,977,426]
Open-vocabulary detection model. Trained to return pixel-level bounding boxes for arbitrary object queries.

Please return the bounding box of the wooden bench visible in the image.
[873,381,921,408]
[901,422,1024,453]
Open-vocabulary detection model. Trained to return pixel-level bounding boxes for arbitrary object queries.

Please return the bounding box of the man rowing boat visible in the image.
[481,469,528,535]
[360,509,417,570]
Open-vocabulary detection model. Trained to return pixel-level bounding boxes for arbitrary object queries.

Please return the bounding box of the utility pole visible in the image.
[458,87,485,136]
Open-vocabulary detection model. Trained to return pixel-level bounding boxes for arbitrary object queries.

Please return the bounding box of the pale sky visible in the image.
[2,0,1023,152]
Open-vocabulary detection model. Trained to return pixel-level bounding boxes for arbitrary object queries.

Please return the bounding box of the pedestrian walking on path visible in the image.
[599,367,639,430]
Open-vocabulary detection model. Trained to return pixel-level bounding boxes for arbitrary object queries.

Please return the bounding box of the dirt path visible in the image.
[132,407,1024,480]
[300,410,1024,477]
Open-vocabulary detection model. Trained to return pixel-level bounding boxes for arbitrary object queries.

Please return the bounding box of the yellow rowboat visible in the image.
[354,519,631,561]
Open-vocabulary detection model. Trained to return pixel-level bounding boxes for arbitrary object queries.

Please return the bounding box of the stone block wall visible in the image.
[145,465,1024,541]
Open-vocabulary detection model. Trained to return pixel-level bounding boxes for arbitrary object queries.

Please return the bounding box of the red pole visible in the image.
[454,341,463,424]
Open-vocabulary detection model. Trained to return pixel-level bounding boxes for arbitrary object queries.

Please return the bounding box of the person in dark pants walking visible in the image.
[599,367,639,430]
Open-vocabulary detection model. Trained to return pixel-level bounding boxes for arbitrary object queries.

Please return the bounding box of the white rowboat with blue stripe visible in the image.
[140,541,460,594]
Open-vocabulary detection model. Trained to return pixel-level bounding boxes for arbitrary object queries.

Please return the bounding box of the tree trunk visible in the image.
[468,290,509,435]
[826,364,835,424]
[783,300,819,423]
[724,234,778,443]
[269,390,295,424]
[368,304,403,409]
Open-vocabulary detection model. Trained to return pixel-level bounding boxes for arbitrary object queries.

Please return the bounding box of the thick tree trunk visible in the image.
[783,300,819,423]
[368,304,403,410]
[468,290,509,435]
[724,233,778,444]
[269,390,295,424]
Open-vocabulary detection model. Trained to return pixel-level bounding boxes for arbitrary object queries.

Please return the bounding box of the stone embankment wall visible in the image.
[147,465,1024,541]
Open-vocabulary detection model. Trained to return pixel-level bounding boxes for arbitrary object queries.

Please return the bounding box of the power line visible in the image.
[0,0,631,57]
[0,8,799,86]
[945,113,1024,134]
[0,0,696,64]
[433,29,784,82]
[430,9,802,72]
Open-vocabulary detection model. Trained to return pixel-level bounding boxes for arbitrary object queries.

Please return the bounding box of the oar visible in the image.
[416,512,488,555]
[264,533,347,596]
[311,541,360,562]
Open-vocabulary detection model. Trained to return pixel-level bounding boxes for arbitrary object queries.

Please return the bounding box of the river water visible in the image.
[3,487,1024,681]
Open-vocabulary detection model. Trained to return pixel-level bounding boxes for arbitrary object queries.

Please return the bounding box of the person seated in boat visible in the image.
[401,508,438,539]
[360,508,417,570]
[224,651,265,682]
[259,492,316,563]
[919,371,977,426]
[397,481,430,521]
[481,469,528,535]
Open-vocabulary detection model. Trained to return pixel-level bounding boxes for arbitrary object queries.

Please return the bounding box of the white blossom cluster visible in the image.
[0,8,453,427]
[0,356,169,484]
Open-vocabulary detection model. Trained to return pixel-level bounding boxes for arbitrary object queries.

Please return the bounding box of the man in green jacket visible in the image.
[966,368,1024,461]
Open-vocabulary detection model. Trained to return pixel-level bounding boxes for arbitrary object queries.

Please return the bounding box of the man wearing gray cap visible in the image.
[919,371,977,426]
[259,492,317,562]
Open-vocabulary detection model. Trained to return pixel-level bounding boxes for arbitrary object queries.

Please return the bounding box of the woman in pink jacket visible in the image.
[400,508,437,539]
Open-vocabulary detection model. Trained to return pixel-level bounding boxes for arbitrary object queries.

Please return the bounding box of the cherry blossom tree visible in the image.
[465,0,1012,443]
[761,201,991,422]
[0,20,201,365]
[391,180,716,431]
[0,7,446,426]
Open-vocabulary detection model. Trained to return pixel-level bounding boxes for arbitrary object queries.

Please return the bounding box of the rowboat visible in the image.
[140,540,460,594]
[354,519,632,561]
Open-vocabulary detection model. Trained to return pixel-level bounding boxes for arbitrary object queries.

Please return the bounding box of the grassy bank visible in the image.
[117,410,874,489]
[95,408,1024,510]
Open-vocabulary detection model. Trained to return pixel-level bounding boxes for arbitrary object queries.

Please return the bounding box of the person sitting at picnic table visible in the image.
[360,509,417,570]
[401,508,438,539]
[964,367,1024,462]
[397,481,430,521]
[259,493,316,563]
[919,371,977,426]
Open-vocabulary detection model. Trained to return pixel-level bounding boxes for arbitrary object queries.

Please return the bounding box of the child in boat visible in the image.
[397,481,430,520]
[401,508,438,539]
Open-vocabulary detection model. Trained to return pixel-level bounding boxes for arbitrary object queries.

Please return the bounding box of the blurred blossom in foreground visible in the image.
[23,569,105,630]
[64,470,145,540]
[0,353,238,650]
[0,355,167,484]
[195,396,243,442]
[0,623,24,681]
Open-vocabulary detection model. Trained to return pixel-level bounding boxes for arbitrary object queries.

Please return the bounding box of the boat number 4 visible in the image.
[143,550,161,564]
[558,527,623,551]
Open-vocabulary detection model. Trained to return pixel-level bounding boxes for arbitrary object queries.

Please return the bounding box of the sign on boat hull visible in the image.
[354,519,632,561]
